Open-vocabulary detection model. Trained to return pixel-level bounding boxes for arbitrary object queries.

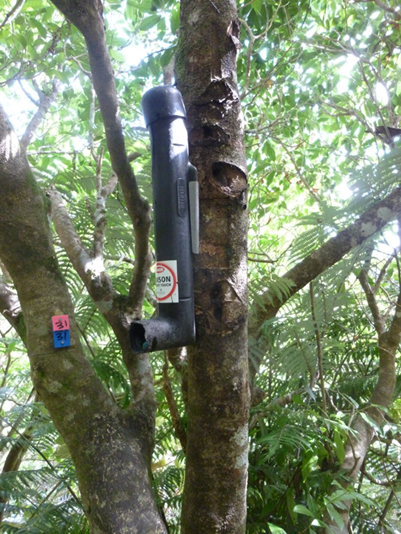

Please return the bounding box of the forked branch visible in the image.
[50,0,152,315]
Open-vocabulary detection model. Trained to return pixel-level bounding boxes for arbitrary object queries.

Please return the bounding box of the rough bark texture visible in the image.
[0,105,166,533]
[176,2,250,532]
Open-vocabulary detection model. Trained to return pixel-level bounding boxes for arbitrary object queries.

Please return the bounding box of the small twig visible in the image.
[95,146,104,192]
[247,256,275,263]
[0,352,12,389]
[208,0,220,13]
[239,18,255,90]
[166,347,188,406]
[358,58,388,138]
[372,0,400,16]
[271,134,321,204]
[0,0,25,30]
[93,154,118,263]
[89,82,97,160]
[85,197,95,223]
[163,54,175,86]
[310,282,327,416]
[363,469,392,488]
[146,286,157,309]
[105,254,135,266]
[162,352,187,452]
[76,323,96,359]
[239,0,258,8]
[373,250,397,294]
[27,149,77,156]
[396,216,401,286]
[63,38,92,78]
[249,388,304,429]
[19,429,81,505]
[240,0,282,89]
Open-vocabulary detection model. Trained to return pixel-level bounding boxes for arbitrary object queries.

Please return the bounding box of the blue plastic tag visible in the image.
[53,329,71,348]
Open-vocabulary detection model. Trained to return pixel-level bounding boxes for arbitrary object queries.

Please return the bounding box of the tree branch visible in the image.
[374,250,397,294]
[50,0,152,316]
[48,187,157,413]
[47,187,114,298]
[249,184,401,386]
[19,79,60,150]
[0,99,122,446]
[358,269,386,336]
[372,0,400,16]
[0,105,166,531]
[251,184,401,336]
[0,0,25,30]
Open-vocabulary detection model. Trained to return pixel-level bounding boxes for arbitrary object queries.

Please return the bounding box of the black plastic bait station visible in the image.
[130,86,199,354]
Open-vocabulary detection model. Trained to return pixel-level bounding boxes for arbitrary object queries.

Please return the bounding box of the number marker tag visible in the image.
[52,315,71,348]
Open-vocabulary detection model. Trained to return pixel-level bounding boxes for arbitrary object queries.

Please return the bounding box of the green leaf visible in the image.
[264,141,276,161]
[326,503,344,530]
[268,524,287,534]
[333,429,345,463]
[170,4,180,34]
[359,412,382,432]
[252,0,264,14]
[139,14,161,30]
[302,453,318,482]
[160,47,175,68]
[293,504,314,518]
[286,490,297,523]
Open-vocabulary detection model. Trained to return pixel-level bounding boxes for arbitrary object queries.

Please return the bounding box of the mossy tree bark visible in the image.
[176,1,250,533]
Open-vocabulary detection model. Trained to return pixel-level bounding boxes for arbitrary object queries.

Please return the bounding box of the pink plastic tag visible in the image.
[52,315,70,331]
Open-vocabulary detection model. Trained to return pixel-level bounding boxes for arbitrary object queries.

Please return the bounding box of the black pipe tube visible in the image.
[130,86,197,353]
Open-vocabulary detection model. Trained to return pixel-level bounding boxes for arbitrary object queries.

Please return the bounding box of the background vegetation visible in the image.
[1,0,401,532]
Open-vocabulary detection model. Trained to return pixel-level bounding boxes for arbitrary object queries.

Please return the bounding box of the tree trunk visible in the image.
[176,2,250,533]
[0,105,166,534]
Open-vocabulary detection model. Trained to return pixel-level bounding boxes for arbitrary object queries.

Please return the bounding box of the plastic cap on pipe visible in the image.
[141,86,186,127]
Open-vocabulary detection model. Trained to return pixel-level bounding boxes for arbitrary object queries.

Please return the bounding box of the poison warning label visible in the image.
[156,260,179,303]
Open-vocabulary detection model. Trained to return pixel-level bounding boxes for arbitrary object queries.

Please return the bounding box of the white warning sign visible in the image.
[156,260,179,303]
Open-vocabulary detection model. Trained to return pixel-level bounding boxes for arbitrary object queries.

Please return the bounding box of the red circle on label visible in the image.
[157,262,177,301]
